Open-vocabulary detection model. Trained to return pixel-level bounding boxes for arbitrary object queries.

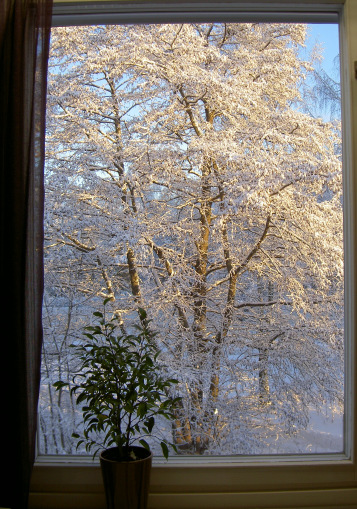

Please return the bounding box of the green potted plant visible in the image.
[54,300,180,509]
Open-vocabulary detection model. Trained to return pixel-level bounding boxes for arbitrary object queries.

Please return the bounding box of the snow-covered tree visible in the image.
[41,23,343,455]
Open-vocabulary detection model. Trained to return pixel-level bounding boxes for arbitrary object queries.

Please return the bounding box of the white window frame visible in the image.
[30,1,357,507]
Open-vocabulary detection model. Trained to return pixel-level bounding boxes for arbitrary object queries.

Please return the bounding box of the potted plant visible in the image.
[53,300,180,509]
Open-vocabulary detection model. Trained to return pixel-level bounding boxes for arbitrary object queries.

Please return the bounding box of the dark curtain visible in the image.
[0,0,52,507]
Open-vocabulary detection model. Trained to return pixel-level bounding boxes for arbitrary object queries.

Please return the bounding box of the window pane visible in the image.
[39,22,343,456]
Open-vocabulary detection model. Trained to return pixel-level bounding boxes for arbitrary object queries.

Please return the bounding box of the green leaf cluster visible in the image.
[53,302,181,460]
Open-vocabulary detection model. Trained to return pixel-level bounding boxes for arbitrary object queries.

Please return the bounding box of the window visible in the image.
[30,1,357,508]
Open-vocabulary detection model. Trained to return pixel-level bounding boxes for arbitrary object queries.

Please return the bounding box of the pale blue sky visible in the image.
[306,23,340,75]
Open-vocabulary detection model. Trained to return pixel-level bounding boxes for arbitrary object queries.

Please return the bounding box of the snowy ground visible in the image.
[257,409,343,455]
[38,394,344,456]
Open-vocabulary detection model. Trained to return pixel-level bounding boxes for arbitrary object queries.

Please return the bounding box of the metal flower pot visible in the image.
[100,446,153,509]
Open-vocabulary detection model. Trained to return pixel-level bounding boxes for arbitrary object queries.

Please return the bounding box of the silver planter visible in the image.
[100,446,153,509]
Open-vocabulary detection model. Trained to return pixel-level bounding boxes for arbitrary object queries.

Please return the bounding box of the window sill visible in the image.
[29,454,357,509]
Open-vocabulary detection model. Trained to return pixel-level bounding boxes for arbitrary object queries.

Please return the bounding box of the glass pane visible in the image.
[39,22,343,456]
